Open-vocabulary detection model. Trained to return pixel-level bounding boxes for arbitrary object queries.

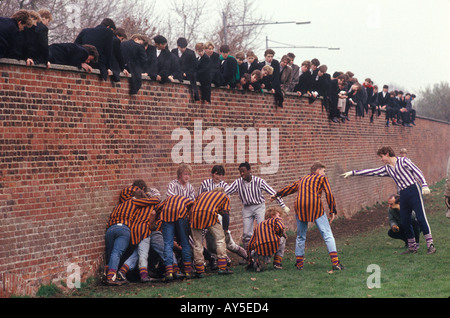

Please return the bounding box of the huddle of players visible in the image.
[104,161,344,285]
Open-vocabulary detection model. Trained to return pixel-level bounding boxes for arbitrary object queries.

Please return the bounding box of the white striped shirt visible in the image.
[225,175,285,208]
[352,156,428,191]
[166,179,196,200]
[197,178,229,196]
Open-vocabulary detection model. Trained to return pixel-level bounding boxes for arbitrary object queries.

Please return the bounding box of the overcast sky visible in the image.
[255,0,450,94]
[157,0,449,94]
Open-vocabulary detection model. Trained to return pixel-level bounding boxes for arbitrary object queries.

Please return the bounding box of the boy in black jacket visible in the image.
[195,42,212,103]
[172,37,199,101]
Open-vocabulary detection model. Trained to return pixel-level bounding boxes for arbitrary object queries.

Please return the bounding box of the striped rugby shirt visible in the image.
[198,178,229,196]
[190,191,231,229]
[166,179,195,200]
[276,173,337,222]
[129,200,160,245]
[225,175,286,208]
[247,217,285,256]
[156,195,194,223]
[351,156,428,191]
[107,197,160,230]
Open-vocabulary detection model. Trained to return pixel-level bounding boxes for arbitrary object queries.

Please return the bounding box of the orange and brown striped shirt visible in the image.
[189,191,231,229]
[107,197,160,230]
[128,197,161,245]
[247,217,285,256]
[156,195,194,223]
[276,173,337,222]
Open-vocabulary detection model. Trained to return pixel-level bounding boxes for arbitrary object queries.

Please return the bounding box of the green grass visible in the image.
[64,180,450,298]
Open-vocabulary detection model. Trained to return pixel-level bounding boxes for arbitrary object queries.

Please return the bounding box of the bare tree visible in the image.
[415,81,450,122]
[168,0,207,47]
[207,0,267,54]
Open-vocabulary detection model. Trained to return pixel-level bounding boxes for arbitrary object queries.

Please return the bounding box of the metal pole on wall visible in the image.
[223,11,227,45]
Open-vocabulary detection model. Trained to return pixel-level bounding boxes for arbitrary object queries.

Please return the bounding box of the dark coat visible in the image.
[294,70,313,94]
[48,43,89,69]
[1,17,21,59]
[74,25,114,80]
[196,54,211,84]
[377,91,390,107]
[242,60,260,76]
[121,39,147,94]
[157,48,183,83]
[26,22,49,64]
[171,47,198,81]
[220,55,238,88]
[144,45,158,80]
[208,51,223,86]
[109,35,126,82]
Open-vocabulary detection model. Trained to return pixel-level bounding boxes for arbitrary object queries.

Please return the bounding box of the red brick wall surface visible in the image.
[1,60,449,296]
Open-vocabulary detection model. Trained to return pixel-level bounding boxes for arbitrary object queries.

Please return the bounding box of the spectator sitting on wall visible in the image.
[0,10,31,59]
[219,44,239,89]
[48,43,98,73]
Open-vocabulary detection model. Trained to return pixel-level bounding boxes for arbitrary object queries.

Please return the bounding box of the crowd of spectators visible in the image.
[1,10,417,126]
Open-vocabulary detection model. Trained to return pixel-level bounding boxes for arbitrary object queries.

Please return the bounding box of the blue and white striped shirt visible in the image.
[197,178,229,196]
[225,175,285,208]
[166,179,196,200]
[352,156,428,191]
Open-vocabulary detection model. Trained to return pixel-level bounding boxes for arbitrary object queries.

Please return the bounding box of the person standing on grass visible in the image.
[226,162,289,251]
[341,146,435,254]
[272,162,344,271]
[189,187,233,277]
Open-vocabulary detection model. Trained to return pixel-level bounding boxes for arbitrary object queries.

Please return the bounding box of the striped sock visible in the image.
[217,258,227,271]
[107,269,117,281]
[195,263,205,274]
[165,265,174,276]
[173,263,180,273]
[407,238,417,251]
[273,255,282,267]
[118,264,129,277]
[296,256,304,269]
[424,234,433,248]
[184,261,193,273]
[139,267,148,279]
[329,251,339,266]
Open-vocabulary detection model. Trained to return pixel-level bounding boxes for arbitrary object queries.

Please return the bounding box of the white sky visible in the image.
[256,0,450,93]
[156,0,450,94]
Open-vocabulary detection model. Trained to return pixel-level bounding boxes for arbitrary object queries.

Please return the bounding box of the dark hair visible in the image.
[310,161,326,173]
[211,165,225,175]
[177,37,188,48]
[377,146,396,157]
[114,28,127,39]
[153,35,167,45]
[132,179,148,192]
[82,44,99,63]
[239,162,251,171]
[219,44,230,53]
[383,85,389,89]
[11,9,30,25]
[311,58,320,66]
[100,18,116,30]
[388,194,400,204]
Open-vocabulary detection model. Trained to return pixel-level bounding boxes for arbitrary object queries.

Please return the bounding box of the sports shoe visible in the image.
[195,272,205,279]
[295,264,303,270]
[273,264,283,270]
[332,262,345,270]
[427,244,436,254]
[163,273,174,282]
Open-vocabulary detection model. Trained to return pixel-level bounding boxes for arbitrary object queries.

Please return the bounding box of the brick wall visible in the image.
[1,59,449,296]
